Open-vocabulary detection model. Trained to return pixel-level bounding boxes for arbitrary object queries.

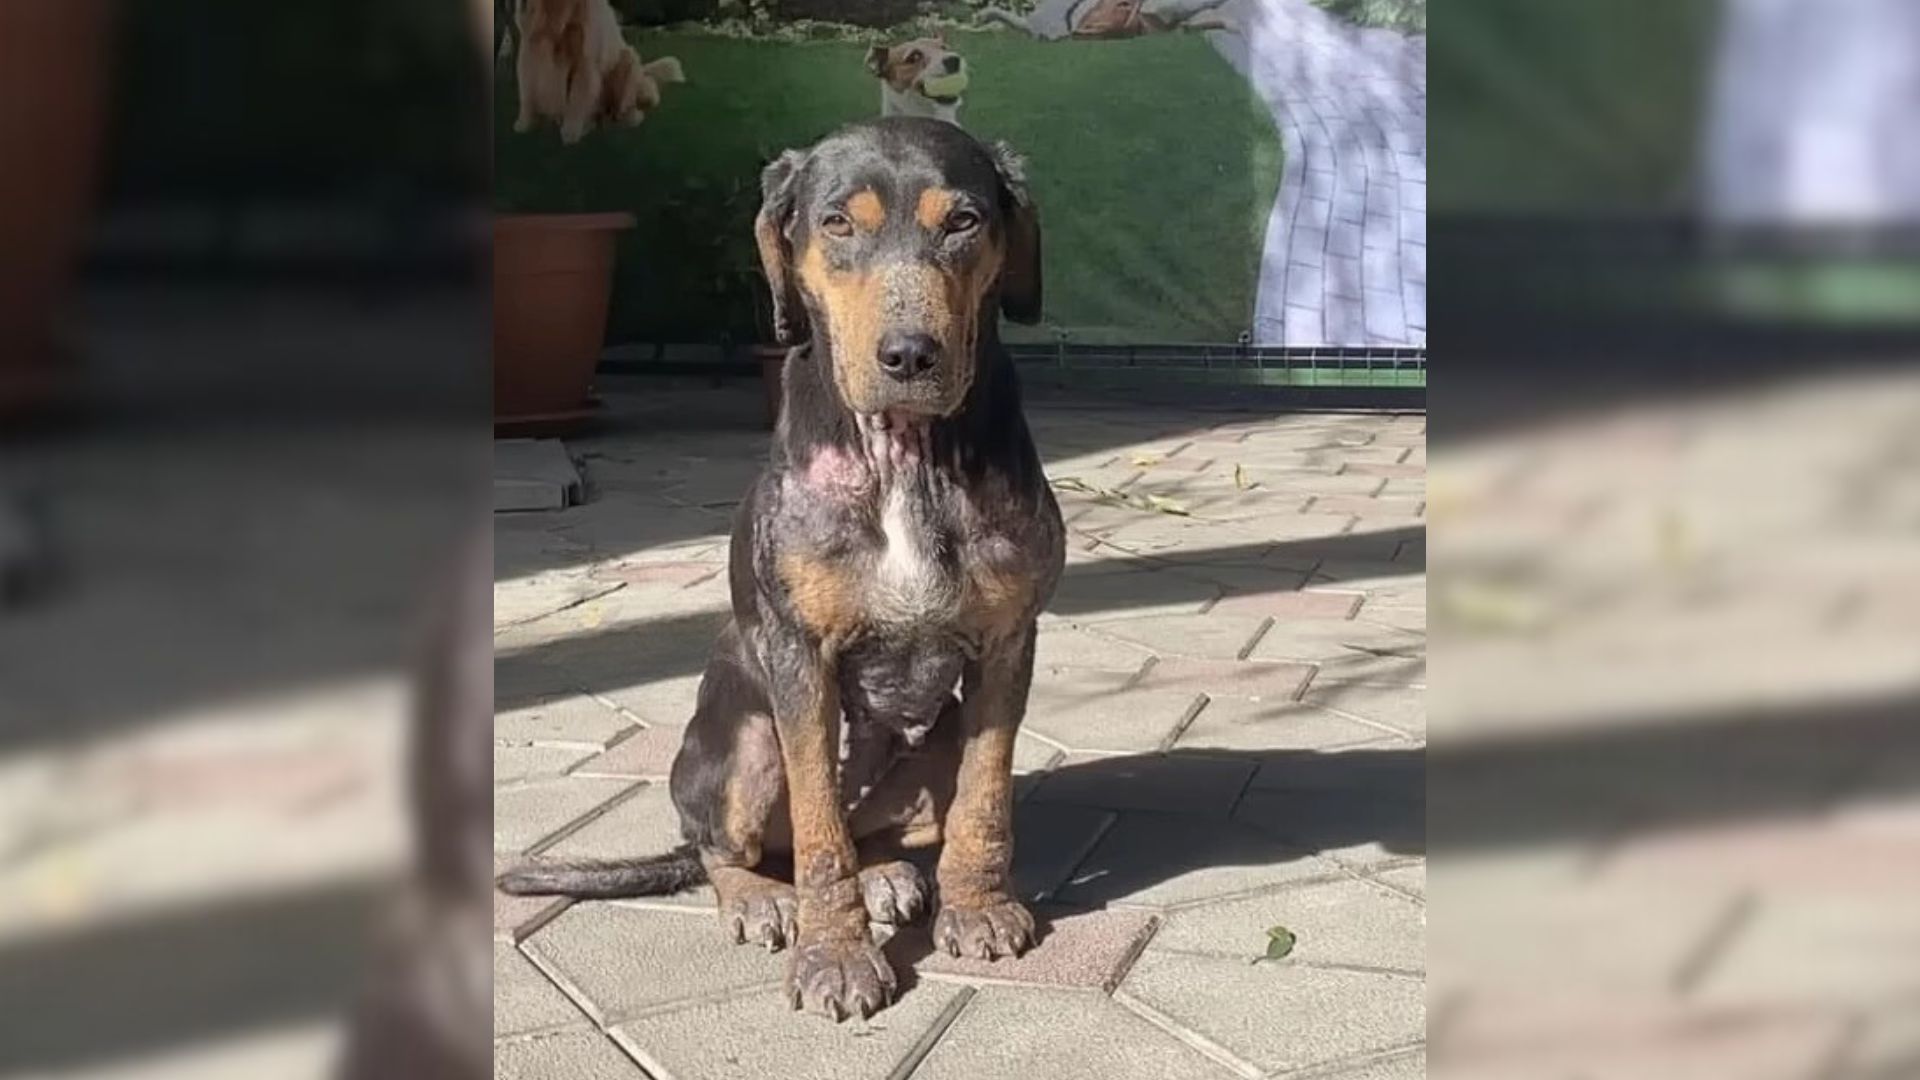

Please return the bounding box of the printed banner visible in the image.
[495,0,1429,350]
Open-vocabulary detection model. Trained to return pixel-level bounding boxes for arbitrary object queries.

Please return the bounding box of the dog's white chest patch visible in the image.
[872,484,956,622]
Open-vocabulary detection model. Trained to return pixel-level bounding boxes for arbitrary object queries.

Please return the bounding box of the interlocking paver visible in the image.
[1120,950,1424,1075]
[613,981,967,1080]
[1031,752,1258,817]
[1174,696,1390,754]
[494,777,641,854]
[497,941,588,1038]
[495,693,635,749]
[496,1028,653,1079]
[1147,876,1424,973]
[1056,811,1329,909]
[914,986,1239,1080]
[524,904,781,1024]
[914,906,1160,991]
[1090,613,1272,662]
[1023,683,1202,754]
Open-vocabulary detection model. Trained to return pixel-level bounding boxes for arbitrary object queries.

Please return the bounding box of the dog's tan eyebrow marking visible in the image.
[916,188,957,230]
[847,190,886,232]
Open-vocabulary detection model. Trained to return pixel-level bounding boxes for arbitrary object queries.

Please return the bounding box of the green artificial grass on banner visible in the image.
[494,28,1281,347]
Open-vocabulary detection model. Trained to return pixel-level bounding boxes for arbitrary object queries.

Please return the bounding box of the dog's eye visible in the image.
[944,210,982,235]
[821,212,854,237]
[906,50,923,64]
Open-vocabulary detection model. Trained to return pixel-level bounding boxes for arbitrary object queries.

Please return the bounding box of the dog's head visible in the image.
[755,118,1042,418]
[864,36,969,105]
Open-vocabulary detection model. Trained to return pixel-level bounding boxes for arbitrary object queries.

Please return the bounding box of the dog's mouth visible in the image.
[915,89,961,105]
[856,411,937,469]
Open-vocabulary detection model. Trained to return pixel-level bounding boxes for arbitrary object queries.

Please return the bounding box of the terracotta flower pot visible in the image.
[0,0,111,421]
[493,212,635,435]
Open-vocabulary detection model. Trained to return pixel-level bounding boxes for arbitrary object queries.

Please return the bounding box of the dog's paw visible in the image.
[719,883,798,952]
[512,116,533,133]
[786,936,896,1021]
[932,897,1034,960]
[858,861,928,926]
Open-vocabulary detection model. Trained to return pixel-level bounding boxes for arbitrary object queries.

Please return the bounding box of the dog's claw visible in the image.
[787,937,895,1022]
[859,861,928,926]
[719,883,798,952]
[933,897,1035,961]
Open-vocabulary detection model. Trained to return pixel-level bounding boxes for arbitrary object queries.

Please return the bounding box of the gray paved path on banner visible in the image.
[1210,0,1426,346]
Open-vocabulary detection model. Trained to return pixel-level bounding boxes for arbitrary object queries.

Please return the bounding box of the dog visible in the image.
[500,118,1060,1022]
[511,0,684,144]
[866,36,969,126]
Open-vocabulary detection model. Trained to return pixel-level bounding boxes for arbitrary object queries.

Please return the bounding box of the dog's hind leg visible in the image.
[512,47,538,132]
[559,65,601,143]
[845,698,962,926]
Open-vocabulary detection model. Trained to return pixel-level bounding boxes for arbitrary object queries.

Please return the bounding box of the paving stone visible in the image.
[1374,864,1425,900]
[1135,657,1316,700]
[524,904,781,1023]
[1092,614,1273,661]
[1318,1049,1425,1078]
[1300,682,1425,739]
[914,986,1237,1080]
[1030,753,1257,818]
[497,941,586,1037]
[1057,811,1329,909]
[1236,779,1424,868]
[1174,697,1389,754]
[495,777,639,853]
[1249,620,1424,685]
[1023,681,1201,754]
[496,694,635,749]
[495,744,596,785]
[594,672,705,728]
[496,572,623,628]
[571,725,684,779]
[913,905,1160,991]
[1210,588,1363,620]
[496,884,569,944]
[611,980,964,1080]
[1032,623,1157,673]
[495,1028,650,1080]
[538,779,683,859]
[1046,564,1217,622]
[1148,877,1424,972]
[993,789,1109,893]
[1120,951,1424,1074]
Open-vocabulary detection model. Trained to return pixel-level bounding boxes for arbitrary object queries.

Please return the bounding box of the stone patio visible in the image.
[493,377,1426,1080]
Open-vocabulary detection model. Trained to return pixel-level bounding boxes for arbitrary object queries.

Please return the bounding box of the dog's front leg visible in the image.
[767,634,896,1020]
[932,626,1038,960]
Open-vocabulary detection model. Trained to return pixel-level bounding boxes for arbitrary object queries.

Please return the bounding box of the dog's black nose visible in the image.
[941,55,961,73]
[878,333,940,381]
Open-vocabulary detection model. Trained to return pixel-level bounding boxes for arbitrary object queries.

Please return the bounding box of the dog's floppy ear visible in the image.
[864,44,889,78]
[754,149,809,345]
[989,141,1043,324]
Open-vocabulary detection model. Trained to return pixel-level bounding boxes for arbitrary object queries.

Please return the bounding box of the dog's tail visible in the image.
[641,56,685,85]
[496,843,707,899]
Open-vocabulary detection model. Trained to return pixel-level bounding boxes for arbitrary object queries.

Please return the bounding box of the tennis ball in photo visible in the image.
[919,69,969,98]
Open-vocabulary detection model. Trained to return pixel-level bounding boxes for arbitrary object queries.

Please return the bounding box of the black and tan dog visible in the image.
[500,118,1062,1021]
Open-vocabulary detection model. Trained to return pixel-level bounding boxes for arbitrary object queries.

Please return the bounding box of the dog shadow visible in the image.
[874,744,1424,977]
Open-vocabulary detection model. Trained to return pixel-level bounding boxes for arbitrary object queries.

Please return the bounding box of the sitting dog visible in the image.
[501,118,1061,1022]
[512,0,684,144]
[866,36,970,127]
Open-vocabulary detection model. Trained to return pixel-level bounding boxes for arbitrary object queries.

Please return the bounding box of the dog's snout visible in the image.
[941,55,960,73]
[878,333,940,381]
